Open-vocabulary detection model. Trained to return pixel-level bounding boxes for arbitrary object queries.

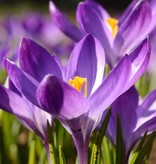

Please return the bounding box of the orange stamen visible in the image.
[68,76,88,97]
[107,18,118,37]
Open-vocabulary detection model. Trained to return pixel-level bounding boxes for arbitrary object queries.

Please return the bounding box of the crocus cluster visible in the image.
[0,0,156,163]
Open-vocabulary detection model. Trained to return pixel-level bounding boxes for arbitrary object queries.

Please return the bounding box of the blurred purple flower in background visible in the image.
[107,86,156,162]
[22,13,44,35]
[0,12,73,59]
[21,12,74,56]
[0,43,9,68]
[0,42,18,83]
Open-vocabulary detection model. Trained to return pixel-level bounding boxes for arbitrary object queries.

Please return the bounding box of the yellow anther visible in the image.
[68,76,87,97]
[107,18,118,37]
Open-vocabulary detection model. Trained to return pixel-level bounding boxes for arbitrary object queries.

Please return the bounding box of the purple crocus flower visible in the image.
[2,34,150,163]
[0,81,53,162]
[0,78,53,161]
[22,13,44,35]
[107,86,156,162]
[49,0,156,66]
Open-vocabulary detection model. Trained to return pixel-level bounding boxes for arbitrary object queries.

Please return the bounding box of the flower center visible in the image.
[68,76,87,97]
[107,18,118,37]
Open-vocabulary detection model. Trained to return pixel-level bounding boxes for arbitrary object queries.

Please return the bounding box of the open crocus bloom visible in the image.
[49,0,156,66]
[0,41,53,162]
[0,80,53,162]
[3,34,150,163]
[107,86,156,162]
[2,79,53,139]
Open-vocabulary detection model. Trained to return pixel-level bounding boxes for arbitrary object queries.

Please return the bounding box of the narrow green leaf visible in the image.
[57,124,65,146]
[96,148,101,164]
[116,114,125,164]
[90,143,98,164]
[101,137,115,164]
[28,140,35,164]
[38,148,47,164]
[129,152,138,164]
[134,131,155,164]
[96,109,111,147]
[47,121,59,164]
[129,131,148,164]
[35,136,43,158]
[59,145,66,164]
[136,130,148,152]
[90,109,111,164]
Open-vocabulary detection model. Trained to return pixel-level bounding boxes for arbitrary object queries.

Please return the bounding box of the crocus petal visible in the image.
[151,0,156,14]
[0,84,52,140]
[135,113,156,136]
[19,37,62,82]
[146,12,156,35]
[67,34,105,96]
[0,85,35,129]
[124,38,151,91]
[132,117,156,152]
[88,55,131,120]
[150,28,156,54]
[76,1,115,65]
[114,0,151,56]
[107,87,138,151]
[25,99,53,140]
[137,90,156,114]
[82,0,110,21]
[134,90,156,131]
[4,58,39,106]
[9,78,52,139]
[119,0,138,24]
[37,75,88,120]
[128,90,156,152]
[9,79,22,96]
[49,1,83,42]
